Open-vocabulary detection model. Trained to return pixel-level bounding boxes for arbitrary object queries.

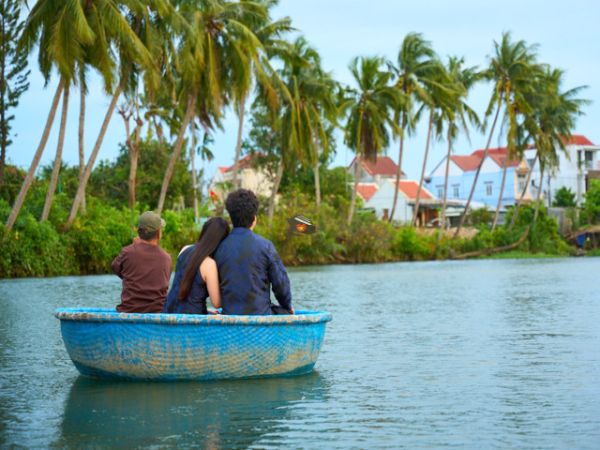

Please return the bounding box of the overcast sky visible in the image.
[8,0,600,182]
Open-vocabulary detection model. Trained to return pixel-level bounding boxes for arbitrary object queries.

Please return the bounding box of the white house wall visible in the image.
[365,181,411,223]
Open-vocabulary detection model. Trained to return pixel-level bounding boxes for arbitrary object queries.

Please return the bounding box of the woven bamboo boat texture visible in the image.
[55,308,332,381]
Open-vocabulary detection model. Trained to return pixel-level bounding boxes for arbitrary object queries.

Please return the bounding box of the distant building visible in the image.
[524,135,600,205]
[364,179,437,225]
[427,134,600,210]
[347,156,405,184]
[209,154,273,200]
[427,147,531,210]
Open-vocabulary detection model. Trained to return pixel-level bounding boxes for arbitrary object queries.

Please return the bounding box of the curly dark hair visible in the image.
[225,189,259,228]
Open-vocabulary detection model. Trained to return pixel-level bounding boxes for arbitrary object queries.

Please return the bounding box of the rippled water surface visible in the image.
[1,258,599,449]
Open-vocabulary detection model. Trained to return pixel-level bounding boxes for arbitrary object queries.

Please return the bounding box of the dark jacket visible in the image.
[214,227,292,315]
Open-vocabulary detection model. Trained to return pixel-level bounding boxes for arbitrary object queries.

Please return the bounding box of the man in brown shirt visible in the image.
[112,211,172,313]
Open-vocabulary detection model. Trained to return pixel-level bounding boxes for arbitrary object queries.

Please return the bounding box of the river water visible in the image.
[1,258,599,449]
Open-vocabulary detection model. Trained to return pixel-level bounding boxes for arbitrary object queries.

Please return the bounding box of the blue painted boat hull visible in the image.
[55,308,331,381]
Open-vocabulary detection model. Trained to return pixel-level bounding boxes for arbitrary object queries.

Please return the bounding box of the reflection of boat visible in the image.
[57,373,328,448]
[55,308,331,381]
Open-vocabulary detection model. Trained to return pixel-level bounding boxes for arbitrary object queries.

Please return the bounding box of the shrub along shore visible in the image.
[0,190,576,279]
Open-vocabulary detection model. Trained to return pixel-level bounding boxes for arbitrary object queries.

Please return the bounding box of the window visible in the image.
[518,175,526,194]
[485,182,493,196]
[436,185,444,198]
[452,184,460,198]
[585,151,594,169]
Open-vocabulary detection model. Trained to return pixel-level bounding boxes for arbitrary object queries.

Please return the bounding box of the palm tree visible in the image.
[342,56,401,226]
[411,60,456,226]
[388,33,437,222]
[156,0,269,213]
[454,32,537,237]
[5,0,97,229]
[278,37,337,213]
[40,85,69,221]
[231,2,292,189]
[439,57,481,229]
[66,0,164,226]
[509,67,588,229]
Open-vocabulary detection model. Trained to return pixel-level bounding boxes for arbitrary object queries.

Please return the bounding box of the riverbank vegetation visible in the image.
[0,0,597,278]
[1,157,592,278]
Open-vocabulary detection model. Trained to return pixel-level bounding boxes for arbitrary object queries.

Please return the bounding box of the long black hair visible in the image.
[178,217,230,300]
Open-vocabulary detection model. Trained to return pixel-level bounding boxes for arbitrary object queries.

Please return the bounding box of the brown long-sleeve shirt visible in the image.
[111,242,172,313]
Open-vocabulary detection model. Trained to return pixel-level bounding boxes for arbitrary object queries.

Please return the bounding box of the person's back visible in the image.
[112,211,172,313]
[214,189,292,315]
[163,217,230,314]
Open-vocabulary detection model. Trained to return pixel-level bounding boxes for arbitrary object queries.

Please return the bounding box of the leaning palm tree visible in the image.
[156,0,269,213]
[278,37,338,212]
[411,60,456,226]
[66,0,165,226]
[388,33,437,222]
[509,67,588,229]
[341,56,402,226]
[454,32,538,237]
[439,57,481,229]
[231,2,293,189]
[5,0,96,229]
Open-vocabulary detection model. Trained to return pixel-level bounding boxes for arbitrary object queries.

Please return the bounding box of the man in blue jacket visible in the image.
[214,189,293,315]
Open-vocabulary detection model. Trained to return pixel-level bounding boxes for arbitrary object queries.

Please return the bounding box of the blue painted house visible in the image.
[426,147,532,209]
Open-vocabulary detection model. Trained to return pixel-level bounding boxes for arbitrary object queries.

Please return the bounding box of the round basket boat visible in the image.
[55,308,332,381]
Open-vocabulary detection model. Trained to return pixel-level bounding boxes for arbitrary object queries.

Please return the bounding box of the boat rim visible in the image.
[55,307,332,326]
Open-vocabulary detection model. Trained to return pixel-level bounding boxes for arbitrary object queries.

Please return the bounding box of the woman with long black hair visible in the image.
[163,217,230,314]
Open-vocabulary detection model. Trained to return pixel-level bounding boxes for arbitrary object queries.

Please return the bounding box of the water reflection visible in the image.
[57,373,328,449]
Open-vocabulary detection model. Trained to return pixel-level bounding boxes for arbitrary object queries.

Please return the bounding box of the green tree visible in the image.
[342,56,401,226]
[552,186,576,207]
[510,67,588,228]
[582,180,600,224]
[0,0,30,188]
[89,139,193,209]
[66,0,164,226]
[231,1,292,189]
[388,33,436,222]
[455,32,538,236]
[156,0,270,214]
[411,59,456,226]
[439,57,481,229]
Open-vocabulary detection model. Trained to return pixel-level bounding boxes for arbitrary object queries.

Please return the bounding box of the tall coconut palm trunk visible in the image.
[126,115,142,210]
[314,156,321,210]
[190,120,199,221]
[78,80,86,214]
[157,95,196,214]
[389,116,406,222]
[412,111,434,226]
[533,162,545,225]
[491,157,509,231]
[441,128,453,231]
[313,133,321,210]
[6,79,65,231]
[454,96,503,238]
[41,86,70,221]
[232,96,246,189]
[268,159,284,228]
[508,152,538,230]
[347,161,361,226]
[66,84,124,227]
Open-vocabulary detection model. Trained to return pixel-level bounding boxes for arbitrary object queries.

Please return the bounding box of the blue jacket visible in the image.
[214,227,292,315]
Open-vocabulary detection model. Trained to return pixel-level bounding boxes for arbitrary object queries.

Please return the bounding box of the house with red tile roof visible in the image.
[426,134,600,211]
[209,153,274,200]
[347,156,405,184]
[427,146,533,210]
[364,179,438,224]
[524,134,600,205]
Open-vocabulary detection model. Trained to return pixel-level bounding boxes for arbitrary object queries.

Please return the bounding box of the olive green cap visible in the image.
[138,211,166,232]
